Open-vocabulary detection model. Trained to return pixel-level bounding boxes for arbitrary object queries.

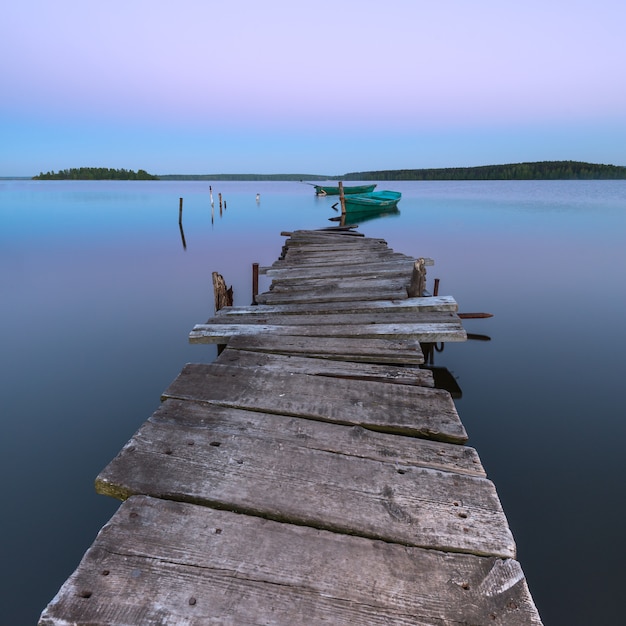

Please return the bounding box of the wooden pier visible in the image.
[39,228,542,625]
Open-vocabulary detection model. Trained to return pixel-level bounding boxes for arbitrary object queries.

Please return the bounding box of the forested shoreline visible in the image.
[33,167,158,180]
[30,161,626,181]
[343,161,626,180]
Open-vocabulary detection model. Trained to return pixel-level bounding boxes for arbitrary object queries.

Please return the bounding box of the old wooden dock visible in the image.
[39,228,543,625]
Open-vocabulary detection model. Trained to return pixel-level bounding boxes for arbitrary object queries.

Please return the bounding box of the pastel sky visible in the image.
[2,0,625,176]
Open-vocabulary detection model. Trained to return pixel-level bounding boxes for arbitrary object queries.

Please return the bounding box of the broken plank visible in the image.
[40,497,541,625]
[215,347,433,385]
[161,362,468,443]
[145,399,485,476]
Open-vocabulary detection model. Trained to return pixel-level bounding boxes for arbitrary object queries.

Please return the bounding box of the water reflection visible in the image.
[327,207,401,226]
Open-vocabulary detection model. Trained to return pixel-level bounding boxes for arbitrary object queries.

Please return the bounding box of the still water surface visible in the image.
[1,180,625,625]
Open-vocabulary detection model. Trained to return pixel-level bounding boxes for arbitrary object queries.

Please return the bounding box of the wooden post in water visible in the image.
[252,263,259,305]
[339,181,346,216]
[407,258,427,297]
[433,278,440,296]
[178,198,183,225]
[212,272,233,313]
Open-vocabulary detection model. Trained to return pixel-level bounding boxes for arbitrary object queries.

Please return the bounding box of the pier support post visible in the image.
[339,181,346,215]
[252,263,259,305]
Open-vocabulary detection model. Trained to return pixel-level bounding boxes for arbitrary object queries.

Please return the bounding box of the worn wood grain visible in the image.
[220,334,427,364]
[161,362,468,443]
[215,347,433,384]
[255,284,412,304]
[190,321,467,342]
[96,405,511,556]
[146,398,486,476]
[208,310,462,328]
[214,295,458,317]
[40,496,542,626]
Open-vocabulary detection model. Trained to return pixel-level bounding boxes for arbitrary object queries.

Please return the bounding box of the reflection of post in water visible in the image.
[420,342,462,399]
[179,221,187,250]
[178,197,187,249]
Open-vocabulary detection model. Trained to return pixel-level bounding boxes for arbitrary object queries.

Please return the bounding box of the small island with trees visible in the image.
[33,167,159,180]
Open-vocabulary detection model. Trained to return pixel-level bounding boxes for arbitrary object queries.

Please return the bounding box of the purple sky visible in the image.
[2,0,625,176]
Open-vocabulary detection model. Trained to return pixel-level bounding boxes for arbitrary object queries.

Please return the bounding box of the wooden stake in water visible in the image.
[339,181,346,215]
[179,198,183,225]
[252,262,259,304]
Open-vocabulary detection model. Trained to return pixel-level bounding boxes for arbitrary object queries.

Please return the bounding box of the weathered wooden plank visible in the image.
[208,310,462,328]
[256,286,413,304]
[262,259,415,278]
[221,334,426,364]
[214,295,459,317]
[215,347,432,384]
[190,321,467,343]
[161,362,468,443]
[144,399,485,476]
[268,251,412,269]
[40,497,541,626]
[261,256,434,276]
[263,275,411,293]
[96,402,510,556]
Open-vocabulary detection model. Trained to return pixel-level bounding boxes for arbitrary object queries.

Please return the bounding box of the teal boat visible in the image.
[343,190,402,212]
[313,183,377,196]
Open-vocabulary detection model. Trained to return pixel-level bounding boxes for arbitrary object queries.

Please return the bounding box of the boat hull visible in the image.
[315,183,377,196]
[343,190,402,213]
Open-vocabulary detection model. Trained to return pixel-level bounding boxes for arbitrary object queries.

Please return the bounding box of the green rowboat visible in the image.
[343,190,402,212]
[314,183,377,196]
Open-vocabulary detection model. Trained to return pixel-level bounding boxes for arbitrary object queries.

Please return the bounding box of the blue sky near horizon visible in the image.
[2,0,625,176]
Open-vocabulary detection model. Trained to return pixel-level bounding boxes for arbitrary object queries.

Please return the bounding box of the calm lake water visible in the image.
[1,179,625,625]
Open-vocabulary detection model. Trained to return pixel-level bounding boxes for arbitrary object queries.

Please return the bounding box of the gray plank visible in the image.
[256,287,410,304]
[215,295,459,317]
[40,496,542,626]
[220,334,427,364]
[208,310,462,327]
[143,399,486,476]
[96,401,510,556]
[161,362,468,443]
[190,321,467,342]
[215,348,433,385]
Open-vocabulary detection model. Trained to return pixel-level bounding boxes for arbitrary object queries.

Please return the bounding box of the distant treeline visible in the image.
[343,161,626,181]
[33,167,159,180]
[157,173,332,181]
[30,161,626,181]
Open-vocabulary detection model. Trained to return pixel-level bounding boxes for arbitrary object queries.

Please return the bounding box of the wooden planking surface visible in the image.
[219,334,427,364]
[40,496,541,626]
[40,229,544,625]
[96,399,511,557]
[162,362,468,443]
[215,348,434,386]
